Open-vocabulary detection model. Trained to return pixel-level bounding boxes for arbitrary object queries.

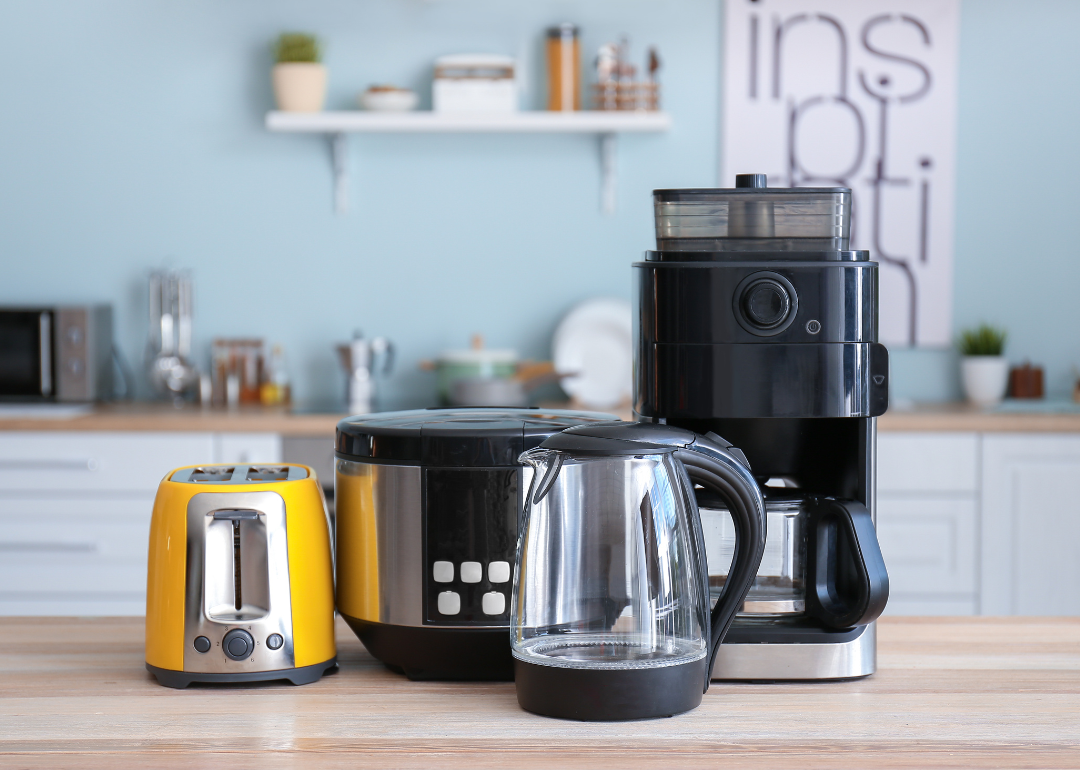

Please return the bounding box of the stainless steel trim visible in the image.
[170,465,308,484]
[741,598,805,614]
[38,312,51,396]
[183,491,295,674]
[711,623,876,680]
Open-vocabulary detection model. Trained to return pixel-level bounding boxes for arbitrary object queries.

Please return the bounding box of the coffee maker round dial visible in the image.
[733,271,799,336]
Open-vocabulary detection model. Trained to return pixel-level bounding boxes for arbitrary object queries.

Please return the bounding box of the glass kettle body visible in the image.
[511,422,766,721]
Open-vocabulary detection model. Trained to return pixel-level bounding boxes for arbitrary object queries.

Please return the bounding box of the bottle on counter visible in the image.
[260,344,292,406]
[547,23,580,111]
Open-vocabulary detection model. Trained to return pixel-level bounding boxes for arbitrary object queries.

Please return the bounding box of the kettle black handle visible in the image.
[805,498,890,629]
[674,447,766,693]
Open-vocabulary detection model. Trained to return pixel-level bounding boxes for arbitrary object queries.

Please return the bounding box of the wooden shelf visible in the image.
[265,110,672,213]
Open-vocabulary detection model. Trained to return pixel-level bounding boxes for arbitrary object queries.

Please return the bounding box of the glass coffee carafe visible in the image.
[699,488,889,630]
[511,422,766,721]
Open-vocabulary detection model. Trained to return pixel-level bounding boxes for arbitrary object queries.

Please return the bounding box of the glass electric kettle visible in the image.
[511,422,766,720]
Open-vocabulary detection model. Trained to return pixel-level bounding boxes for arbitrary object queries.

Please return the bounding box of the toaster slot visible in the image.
[246,466,289,482]
[190,467,236,483]
[205,509,270,622]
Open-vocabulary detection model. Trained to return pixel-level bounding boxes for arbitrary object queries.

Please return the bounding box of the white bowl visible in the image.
[359,89,419,112]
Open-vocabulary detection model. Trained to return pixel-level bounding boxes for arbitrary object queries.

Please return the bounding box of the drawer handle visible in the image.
[0,459,98,471]
[0,542,98,553]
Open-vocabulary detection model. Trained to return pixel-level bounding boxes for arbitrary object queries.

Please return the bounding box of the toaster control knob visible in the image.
[193,636,211,654]
[222,629,255,661]
[266,634,283,650]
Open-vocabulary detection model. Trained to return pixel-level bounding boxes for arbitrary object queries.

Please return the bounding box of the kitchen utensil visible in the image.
[635,173,890,681]
[0,305,113,402]
[421,335,518,405]
[699,489,888,626]
[211,339,264,407]
[147,271,199,403]
[1009,363,1044,399]
[433,54,517,113]
[145,463,336,688]
[547,23,580,111]
[334,408,614,681]
[336,331,393,415]
[359,86,419,112]
[449,376,527,407]
[552,298,632,409]
[512,421,766,720]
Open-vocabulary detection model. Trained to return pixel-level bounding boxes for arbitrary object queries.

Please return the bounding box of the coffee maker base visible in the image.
[711,623,876,681]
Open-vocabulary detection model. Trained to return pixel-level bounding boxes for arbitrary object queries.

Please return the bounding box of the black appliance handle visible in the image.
[805,498,890,629]
[674,447,766,694]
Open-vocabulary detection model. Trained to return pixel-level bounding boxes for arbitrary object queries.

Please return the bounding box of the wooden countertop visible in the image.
[1,617,1077,768]
[2,401,1080,435]
[0,403,345,436]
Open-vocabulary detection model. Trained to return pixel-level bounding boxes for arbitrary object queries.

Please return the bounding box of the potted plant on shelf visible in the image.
[272,33,326,112]
[959,324,1008,406]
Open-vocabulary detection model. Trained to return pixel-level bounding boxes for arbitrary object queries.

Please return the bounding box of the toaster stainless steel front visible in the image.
[183,491,295,674]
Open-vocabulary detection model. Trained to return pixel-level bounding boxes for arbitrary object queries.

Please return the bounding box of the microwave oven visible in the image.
[0,306,113,401]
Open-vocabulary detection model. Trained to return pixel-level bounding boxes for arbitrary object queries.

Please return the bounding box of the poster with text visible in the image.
[721,0,960,347]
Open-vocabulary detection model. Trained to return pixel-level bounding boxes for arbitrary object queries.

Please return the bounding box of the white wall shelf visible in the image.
[265,110,672,214]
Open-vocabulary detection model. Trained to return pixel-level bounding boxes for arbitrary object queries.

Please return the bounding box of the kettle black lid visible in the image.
[336,408,616,467]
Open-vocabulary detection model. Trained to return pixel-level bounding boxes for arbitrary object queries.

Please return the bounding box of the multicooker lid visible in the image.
[335,408,616,467]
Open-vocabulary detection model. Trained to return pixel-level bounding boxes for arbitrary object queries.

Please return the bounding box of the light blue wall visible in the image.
[0,0,1077,409]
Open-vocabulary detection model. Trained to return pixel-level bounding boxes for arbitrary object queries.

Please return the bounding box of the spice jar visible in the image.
[547,23,580,111]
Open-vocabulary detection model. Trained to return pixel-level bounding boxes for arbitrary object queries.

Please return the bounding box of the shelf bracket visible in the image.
[330,132,349,214]
[599,132,617,215]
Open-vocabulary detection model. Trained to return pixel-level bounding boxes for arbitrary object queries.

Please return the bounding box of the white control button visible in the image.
[488,561,511,583]
[482,592,506,616]
[437,591,460,615]
[432,561,454,583]
[460,561,482,583]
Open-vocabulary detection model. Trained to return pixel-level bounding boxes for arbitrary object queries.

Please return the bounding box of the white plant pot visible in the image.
[961,356,1009,406]
[272,63,327,112]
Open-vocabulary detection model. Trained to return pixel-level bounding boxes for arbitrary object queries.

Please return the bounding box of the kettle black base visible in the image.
[514,658,710,721]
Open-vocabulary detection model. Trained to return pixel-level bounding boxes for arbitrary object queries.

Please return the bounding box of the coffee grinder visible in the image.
[634,174,890,680]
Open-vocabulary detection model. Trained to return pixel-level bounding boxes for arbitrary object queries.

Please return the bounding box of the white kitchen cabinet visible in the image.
[980,434,1080,616]
[876,433,979,615]
[0,431,281,616]
[214,432,283,465]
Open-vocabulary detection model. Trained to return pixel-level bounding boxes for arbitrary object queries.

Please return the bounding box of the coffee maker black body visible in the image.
[634,175,890,680]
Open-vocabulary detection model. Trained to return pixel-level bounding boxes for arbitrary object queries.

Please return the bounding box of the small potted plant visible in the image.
[272,33,326,112]
[959,324,1008,406]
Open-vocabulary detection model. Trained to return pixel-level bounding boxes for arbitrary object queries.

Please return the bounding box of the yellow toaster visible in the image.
[145,463,336,688]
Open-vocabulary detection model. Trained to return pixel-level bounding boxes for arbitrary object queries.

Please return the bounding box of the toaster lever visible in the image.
[212,509,260,521]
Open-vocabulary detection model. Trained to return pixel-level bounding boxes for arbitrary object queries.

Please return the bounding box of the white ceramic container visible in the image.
[961,356,1009,406]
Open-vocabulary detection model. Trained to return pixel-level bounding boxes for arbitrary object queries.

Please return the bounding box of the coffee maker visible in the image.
[633,174,890,680]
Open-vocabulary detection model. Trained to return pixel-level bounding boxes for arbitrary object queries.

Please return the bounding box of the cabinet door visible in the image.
[981,434,1080,615]
[878,432,979,494]
[877,496,977,615]
[0,432,214,492]
[0,497,151,615]
[214,433,282,465]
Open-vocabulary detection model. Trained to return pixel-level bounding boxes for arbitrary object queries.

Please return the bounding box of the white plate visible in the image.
[552,298,633,409]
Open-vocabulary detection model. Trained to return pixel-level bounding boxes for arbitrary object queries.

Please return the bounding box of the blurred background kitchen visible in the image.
[1,0,1078,617]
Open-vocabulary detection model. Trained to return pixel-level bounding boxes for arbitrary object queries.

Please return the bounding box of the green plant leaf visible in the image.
[275,33,321,64]
[958,323,1007,356]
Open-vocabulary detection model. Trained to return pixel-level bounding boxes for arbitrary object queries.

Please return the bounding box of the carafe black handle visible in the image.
[674,445,766,693]
[805,498,890,629]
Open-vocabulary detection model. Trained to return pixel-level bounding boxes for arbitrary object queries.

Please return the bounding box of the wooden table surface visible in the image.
[4,401,1080,435]
[1,617,1078,768]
